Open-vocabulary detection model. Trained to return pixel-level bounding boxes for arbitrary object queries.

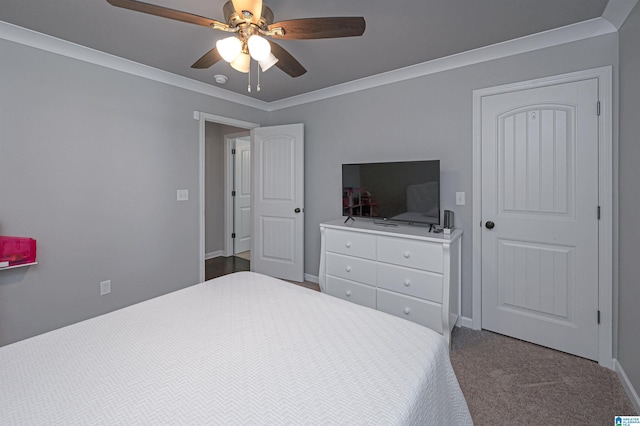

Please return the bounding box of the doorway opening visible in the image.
[199,112,259,282]
[200,116,306,283]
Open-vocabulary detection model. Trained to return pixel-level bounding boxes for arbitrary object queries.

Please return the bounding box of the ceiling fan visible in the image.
[106,0,366,78]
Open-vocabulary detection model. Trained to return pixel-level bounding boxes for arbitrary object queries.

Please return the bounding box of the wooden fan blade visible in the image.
[268,41,306,78]
[106,0,227,28]
[191,48,223,69]
[231,0,263,24]
[269,17,365,40]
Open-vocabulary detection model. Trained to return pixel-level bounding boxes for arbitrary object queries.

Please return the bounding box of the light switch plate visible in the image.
[456,192,465,205]
[177,189,189,201]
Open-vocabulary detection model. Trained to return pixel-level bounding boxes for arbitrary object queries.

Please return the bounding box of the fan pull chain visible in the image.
[247,64,251,93]
[257,65,261,92]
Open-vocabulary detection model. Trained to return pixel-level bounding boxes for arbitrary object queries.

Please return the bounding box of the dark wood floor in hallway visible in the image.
[205,256,250,281]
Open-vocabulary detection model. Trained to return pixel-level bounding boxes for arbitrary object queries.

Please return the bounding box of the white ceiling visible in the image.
[1,0,613,102]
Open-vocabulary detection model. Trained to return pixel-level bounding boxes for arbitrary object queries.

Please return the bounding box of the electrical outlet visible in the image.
[100,280,111,296]
[456,192,466,206]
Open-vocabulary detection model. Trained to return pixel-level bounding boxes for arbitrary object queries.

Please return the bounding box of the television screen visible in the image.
[342,160,440,225]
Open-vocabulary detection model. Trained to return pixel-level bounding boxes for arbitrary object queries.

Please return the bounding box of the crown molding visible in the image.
[1,14,623,113]
[0,21,269,111]
[603,0,639,29]
[266,17,617,111]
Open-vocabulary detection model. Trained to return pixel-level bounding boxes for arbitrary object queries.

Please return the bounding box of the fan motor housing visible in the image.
[223,1,274,29]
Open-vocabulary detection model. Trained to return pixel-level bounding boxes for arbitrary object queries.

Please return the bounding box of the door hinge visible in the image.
[597,205,601,220]
[231,148,236,155]
[597,101,601,116]
[232,190,236,197]
[597,310,601,324]
[231,233,236,239]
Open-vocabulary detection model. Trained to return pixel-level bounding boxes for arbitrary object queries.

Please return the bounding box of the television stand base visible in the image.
[372,219,398,227]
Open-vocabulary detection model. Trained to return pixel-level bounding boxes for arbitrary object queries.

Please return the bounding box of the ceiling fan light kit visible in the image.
[106,0,366,92]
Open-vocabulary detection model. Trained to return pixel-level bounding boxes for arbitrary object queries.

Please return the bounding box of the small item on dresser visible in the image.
[443,210,454,229]
[443,210,454,235]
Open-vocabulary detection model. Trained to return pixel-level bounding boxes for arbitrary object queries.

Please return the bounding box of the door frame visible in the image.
[223,131,251,257]
[471,66,613,368]
[198,112,259,283]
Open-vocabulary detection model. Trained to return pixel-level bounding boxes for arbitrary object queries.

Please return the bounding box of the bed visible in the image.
[0,272,472,425]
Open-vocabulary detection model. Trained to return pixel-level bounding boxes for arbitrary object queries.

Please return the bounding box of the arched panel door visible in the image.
[481,80,599,360]
[251,124,304,282]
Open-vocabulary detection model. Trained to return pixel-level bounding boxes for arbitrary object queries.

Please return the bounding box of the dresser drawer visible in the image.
[376,236,443,273]
[377,263,443,303]
[376,289,442,333]
[325,276,376,309]
[326,252,377,284]
[325,228,376,260]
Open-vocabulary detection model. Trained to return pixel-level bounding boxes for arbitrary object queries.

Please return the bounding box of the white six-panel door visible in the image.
[251,124,304,282]
[481,79,600,360]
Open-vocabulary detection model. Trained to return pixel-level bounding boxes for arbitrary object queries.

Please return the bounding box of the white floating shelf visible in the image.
[0,262,38,271]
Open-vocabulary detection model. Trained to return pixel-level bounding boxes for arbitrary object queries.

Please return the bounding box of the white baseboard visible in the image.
[205,250,224,260]
[614,359,640,414]
[304,273,319,284]
[457,316,474,329]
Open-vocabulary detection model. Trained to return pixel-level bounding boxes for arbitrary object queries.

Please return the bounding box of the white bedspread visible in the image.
[0,272,472,425]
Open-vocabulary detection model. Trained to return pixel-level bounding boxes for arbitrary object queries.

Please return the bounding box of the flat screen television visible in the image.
[342,160,440,225]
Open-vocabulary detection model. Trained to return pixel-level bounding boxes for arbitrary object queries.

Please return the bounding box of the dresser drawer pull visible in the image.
[345,266,352,272]
[346,290,352,297]
[403,307,411,315]
[345,241,352,248]
[403,251,411,259]
[403,279,411,287]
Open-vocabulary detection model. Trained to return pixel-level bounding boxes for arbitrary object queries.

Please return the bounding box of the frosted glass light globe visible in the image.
[258,52,279,72]
[247,35,271,61]
[230,52,251,73]
[216,37,242,63]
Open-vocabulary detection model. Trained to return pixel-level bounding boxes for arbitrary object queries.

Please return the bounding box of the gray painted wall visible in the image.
[268,34,618,319]
[0,39,267,346]
[617,1,640,403]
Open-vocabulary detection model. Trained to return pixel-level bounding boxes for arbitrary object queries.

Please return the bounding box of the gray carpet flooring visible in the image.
[449,327,636,424]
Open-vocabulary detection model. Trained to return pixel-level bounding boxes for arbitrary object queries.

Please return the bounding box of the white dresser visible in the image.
[319,219,462,345]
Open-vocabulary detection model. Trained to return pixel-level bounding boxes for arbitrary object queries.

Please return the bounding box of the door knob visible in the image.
[294,208,301,213]
[485,221,495,229]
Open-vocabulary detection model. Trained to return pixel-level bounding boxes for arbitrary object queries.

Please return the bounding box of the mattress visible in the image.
[0,272,472,425]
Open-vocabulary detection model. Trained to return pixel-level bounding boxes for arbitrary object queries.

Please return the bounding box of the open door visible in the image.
[233,137,252,255]
[251,124,304,282]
